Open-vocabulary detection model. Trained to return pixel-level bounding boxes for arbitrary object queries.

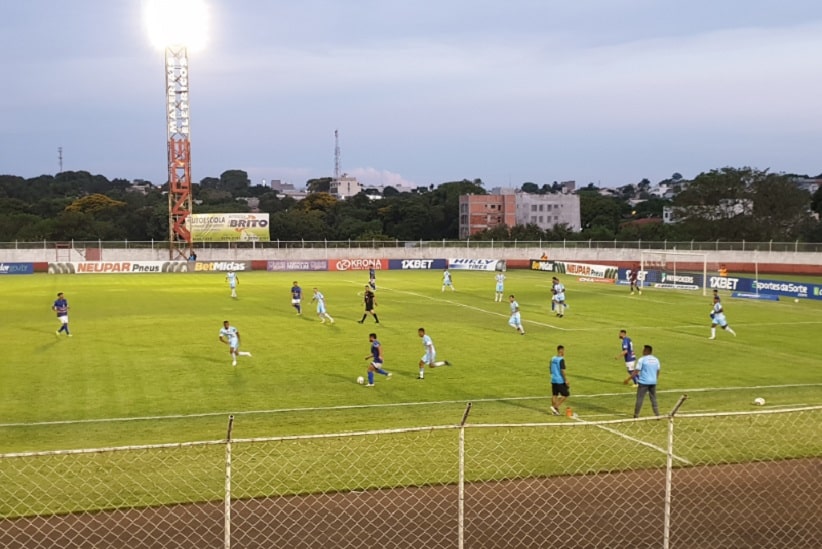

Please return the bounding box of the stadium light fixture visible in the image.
[144,0,209,52]
[143,0,209,259]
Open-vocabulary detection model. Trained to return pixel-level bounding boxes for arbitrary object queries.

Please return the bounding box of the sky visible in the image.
[2,1,822,190]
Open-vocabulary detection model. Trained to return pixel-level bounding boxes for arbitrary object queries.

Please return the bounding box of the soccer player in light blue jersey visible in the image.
[616,329,638,385]
[312,288,335,324]
[442,270,455,292]
[549,345,570,415]
[709,295,736,339]
[52,292,71,337]
[226,270,238,299]
[219,320,252,367]
[632,345,661,418]
[552,276,566,317]
[508,295,526,335]
[494,272,506,302]
[290,281,302,315]
[417,327,449,379]
[363,333,391,387]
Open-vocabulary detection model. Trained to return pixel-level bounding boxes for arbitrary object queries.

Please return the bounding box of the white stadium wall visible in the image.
[2,244,822,273]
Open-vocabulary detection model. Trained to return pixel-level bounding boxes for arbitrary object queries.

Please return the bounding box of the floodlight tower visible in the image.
[145,0,209,259]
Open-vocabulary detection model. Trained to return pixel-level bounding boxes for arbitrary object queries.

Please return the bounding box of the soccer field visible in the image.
[1,269,821,453]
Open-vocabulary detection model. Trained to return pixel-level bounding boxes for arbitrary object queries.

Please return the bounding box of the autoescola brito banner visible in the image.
[187,213,270,242]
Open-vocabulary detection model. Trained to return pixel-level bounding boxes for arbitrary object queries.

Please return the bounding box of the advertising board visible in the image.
[447,259,506,271]
[0,262,34,275]
[188,213,270,242]
[192,261,251,272]
[267,260,328,272]
[329,259,387,271]
[48,261,189,274]
[388,259,448,270]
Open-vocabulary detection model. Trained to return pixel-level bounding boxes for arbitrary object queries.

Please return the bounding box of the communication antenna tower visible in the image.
[58,147,63,173]
[334,129,341,180]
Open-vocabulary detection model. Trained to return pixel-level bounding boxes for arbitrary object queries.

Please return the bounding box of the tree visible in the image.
[578,190,624,235]
[521,182,538,194]
[632,197,670,219]
[300,192,338,213]
[671,167,755,240]
[750,175,813,240]
[306,177,332,193]
[811,185,822,216]
[65,193,126,215]
[470,224,512,241]
[220,170,251,195]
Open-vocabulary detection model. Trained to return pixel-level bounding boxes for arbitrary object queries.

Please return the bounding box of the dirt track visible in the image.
[1,459,819,548]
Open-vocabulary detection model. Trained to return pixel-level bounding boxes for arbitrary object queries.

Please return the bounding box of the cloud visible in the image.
[344,167,419,190]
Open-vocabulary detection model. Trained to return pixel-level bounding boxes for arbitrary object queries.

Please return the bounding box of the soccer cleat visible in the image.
[417,376,424,380]
[365,383,375,387]
[67,334,72,337]
[444,360,451,366]
[56,331,61,336]
[708,336,715,340]
[550,406,560,416]
[232,362,237,367]
[357,320,364,324]
[247,352,252,357]
[386,373,392,380]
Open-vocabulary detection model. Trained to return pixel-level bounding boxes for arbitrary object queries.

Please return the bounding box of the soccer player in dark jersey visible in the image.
[358,285,380,324]
[290,281,302,315]
[616,329,637,385]
[52,292,71,336]
[363,333,391,387]
[629,266,641,295]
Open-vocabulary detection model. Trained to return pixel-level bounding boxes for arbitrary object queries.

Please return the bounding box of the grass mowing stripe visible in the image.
[2,382,818,429]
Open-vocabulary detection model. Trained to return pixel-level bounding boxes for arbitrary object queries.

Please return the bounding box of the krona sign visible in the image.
[333,259,384,271]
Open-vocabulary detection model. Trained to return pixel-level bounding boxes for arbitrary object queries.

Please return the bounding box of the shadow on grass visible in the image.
[35,332,63,352]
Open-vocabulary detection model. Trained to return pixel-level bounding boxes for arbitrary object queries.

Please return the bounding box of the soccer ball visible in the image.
[753,397,765,406]
[356,376,365,385]
[794,298,799,303]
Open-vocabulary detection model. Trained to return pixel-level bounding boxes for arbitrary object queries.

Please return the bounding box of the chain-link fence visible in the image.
[2,239,822,252]
[1,406,820,548]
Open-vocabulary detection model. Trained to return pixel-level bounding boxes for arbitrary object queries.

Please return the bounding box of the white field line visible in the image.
[369,283,568,331]
[2,383,819,429]
[571,414,692,465]
[363,282,822,332]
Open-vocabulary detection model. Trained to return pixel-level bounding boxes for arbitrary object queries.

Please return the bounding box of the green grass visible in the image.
[1,269,821,516]
[1,269,821,452]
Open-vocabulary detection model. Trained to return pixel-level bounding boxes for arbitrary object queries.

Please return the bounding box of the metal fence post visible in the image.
[664,395,688,549]
[225,415,235,549]
[458,403,472,549]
